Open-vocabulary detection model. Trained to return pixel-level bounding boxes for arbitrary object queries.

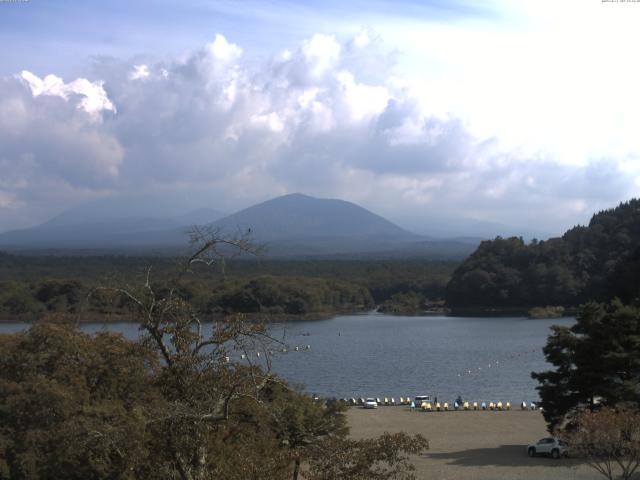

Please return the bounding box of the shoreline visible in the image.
[0,307,577,324]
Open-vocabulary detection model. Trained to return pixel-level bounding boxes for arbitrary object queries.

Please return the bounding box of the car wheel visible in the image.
[551,449,560,459]
[528,447,536,457]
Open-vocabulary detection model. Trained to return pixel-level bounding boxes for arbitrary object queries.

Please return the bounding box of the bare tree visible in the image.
[561,408,640,480]
[99,227,284,480]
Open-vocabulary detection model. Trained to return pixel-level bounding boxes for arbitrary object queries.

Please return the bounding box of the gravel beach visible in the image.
[347,407,601,480]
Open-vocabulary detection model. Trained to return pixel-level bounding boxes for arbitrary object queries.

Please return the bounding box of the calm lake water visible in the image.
[0,313,573,404]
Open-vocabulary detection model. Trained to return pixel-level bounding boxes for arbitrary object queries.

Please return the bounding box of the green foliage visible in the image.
[447,199,640,309]
[378,291,426,314]
[211,275,374,315]
[0,323,159,479]
[0,254,457,319]
[532,301,640,431]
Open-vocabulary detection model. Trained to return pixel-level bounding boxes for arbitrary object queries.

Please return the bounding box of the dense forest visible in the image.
[446,199,640,312]
[0,253,456,320]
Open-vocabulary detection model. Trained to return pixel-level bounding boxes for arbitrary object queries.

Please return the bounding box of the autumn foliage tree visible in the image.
[0,228,428,480]
[561,408,640,480]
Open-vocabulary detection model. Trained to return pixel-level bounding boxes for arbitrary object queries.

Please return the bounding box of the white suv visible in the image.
[363,398,378,409]
[527,437,568,459]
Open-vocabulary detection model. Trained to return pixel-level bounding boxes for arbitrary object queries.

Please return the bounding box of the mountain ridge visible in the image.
[0,193,479,259]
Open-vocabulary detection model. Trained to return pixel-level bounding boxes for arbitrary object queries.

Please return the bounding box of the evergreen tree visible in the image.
[532,301,640,431]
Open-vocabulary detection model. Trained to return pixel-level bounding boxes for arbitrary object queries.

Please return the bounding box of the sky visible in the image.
[1,0,640,237]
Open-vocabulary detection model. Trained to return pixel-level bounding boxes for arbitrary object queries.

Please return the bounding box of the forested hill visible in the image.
[445,199,640,311]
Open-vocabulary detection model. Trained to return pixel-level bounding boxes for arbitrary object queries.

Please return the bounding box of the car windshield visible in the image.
[365,398,375,402]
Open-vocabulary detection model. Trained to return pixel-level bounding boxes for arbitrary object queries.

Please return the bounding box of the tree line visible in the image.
[446,199,640,311]
[0,254,455,320]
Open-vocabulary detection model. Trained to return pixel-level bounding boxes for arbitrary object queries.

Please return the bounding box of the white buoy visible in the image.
[241,354,246,359]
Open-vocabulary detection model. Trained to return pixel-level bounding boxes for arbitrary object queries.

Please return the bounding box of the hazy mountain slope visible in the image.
[213,193,416,241]
[0,193,478,259]
[0,208,224,248]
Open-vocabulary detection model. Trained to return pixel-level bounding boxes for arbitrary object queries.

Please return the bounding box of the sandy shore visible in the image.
[347,407,601,480]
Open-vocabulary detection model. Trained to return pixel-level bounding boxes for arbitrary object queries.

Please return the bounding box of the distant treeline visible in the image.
[0,253,456,320]
[446,199,640,312]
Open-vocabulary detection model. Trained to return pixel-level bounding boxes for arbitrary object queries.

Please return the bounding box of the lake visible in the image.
[0,313,573,404]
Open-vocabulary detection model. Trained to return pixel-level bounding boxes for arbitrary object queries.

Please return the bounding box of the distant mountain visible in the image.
[207,194,480,258]
[0,207,224,249]
[213,193,413,239]
[0,193,479,259]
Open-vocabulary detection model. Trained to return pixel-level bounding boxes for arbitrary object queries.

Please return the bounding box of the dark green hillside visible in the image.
[446,199,640,311]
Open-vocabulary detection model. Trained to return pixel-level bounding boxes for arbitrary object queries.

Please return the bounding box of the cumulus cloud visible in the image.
[0,30,638,235]
[20,70,116,117]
